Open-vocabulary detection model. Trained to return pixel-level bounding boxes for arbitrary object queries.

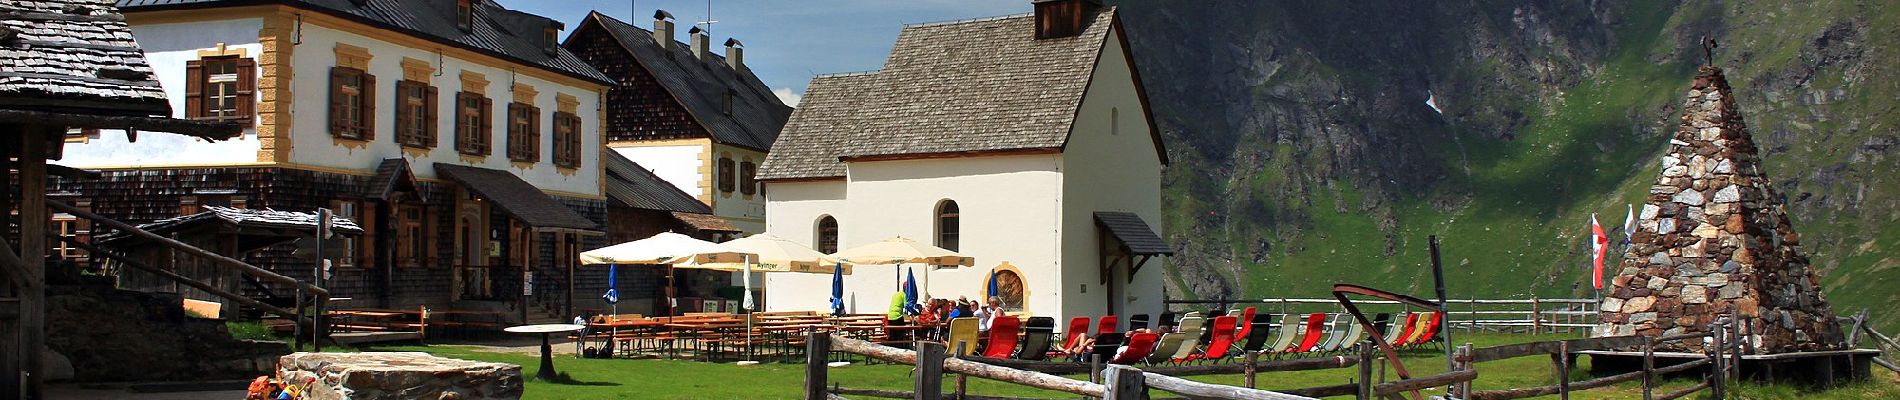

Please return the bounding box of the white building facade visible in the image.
[758,1,1170,327]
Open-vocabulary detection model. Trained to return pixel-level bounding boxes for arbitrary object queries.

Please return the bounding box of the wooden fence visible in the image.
[801,332,1475,400]
[1167,297,1599,334]
[1453,317,1742,400]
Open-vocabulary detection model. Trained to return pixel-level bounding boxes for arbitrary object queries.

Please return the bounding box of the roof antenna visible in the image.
[696,0,717,35]
[1701,36,1718,67]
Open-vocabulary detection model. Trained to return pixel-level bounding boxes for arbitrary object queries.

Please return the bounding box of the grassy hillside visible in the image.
[1124,0,1900,332]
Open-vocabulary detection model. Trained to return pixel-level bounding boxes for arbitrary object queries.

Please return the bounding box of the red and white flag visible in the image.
[1590,213,1610,290]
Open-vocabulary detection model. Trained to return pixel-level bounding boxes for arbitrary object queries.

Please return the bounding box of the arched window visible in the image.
[935,200,959,252]
[815,215,839,254]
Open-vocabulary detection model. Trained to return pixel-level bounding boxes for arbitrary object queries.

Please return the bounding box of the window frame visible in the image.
[395,79,438,149]
[815,215,839,254]
[397,204,428,267]
[455,0,473,31]
[717,157,736,193]
[739,161,757,195]
[552,111,582,168]
[185,56,255,123]
[506,102,541,162]
[935,200,959,252]
[329,66,375,140]
[455,91,493,156]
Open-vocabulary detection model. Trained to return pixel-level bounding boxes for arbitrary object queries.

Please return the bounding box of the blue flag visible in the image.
[602,264,619,304]
[829,262,846,316]
[987,269,1000,299]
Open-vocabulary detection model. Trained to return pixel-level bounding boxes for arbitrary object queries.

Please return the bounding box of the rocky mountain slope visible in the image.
[1114,0,1898,331]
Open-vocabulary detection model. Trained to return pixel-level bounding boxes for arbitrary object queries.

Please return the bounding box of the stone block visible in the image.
[1712,185,1741,203]
[1623,296,1656,313]
[276,352,523,400]
[1682,285,1708,304]
[1673,189,1706,206]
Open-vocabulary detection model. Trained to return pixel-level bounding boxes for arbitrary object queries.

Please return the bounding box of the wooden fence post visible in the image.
[954,343,968,399]
[1554,340,1570,400]
[1356,341,1374,400]
[1101,365,1145,400]
[915,341,945,400]
[1456,343,1474,398]
[1710,322,1725,400]
[1245,351,1258,389]
[806,332,831,400]
[1531,295,1541,335]
[1089,354,1102,385]
[1642,338,1655,400]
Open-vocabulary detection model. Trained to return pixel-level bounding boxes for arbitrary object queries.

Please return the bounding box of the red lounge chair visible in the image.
[1410,312,1445,349]
[1231,307,1258,350]
[1108,332,1160,365]
[1050,316,1091,358]
[1287,313,1327,353]
[1388,313,1420,346]
[1175,315,1238,364]
[980,316,1022,359]
[1096,315,1120,336]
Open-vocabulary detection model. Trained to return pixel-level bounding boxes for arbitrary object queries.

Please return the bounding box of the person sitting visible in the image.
[1110,328,1154,361]
[975,296,1003,333]
[888,291,911,341]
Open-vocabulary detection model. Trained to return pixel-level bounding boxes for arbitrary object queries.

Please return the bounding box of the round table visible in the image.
[504,324,586,381]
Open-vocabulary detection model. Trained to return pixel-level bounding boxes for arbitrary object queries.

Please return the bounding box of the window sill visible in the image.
[189,116,254,125]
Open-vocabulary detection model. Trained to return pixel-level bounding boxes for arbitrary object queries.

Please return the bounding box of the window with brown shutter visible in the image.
[185,56,254,123]
[395,80,437,148]
[329,67,375,140]
[455,92,492,155]
[552,111,581,168]
[507,102,540,162]
[398,204,428,267]
[739,161,757,195]
[717,157,736,193]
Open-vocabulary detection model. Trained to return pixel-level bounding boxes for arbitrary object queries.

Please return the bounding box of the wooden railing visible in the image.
[1167,296,1599,334]
[802,333,1352,400]
[1454,317,1742,400]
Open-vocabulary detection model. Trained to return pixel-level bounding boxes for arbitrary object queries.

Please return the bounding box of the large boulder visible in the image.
[276,352,523,400]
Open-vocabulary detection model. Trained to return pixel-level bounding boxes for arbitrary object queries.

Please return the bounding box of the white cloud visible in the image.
[773,87,803,107]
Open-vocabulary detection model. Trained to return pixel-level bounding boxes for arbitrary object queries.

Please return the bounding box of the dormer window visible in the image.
[544,27,559,54]
[721,90,735,115]
[455,0,473,31]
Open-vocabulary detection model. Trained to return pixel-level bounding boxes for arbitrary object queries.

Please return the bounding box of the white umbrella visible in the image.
[830,236,973,301]
[667,233,850,361]
[580,232,757,316]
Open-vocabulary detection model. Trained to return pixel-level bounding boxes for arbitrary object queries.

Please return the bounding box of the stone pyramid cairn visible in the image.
[1598,67,1844,354]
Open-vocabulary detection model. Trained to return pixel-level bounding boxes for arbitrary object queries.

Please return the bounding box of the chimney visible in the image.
[652,9,675,50]
[1032,0,1100,40]
[723,38,744,70]
[689,26,711,61]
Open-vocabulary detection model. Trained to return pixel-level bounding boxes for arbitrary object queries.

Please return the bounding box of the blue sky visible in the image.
[513,0,1030,106]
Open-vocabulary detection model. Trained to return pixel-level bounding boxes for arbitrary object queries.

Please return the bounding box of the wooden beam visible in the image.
[51,234,310,324]
[1471,336,1647,363]
[0,237,39,289]
[20,128,49,399]
[0,297,16,319]
[45,199,328,298]
[1468,358,1710,400]
[829,335,1107,398]
[0,109,240,140]
[1140,371,1317,400]
[1373,370,1478,396]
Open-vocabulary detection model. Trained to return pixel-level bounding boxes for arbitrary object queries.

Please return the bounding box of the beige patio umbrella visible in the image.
[666,233,849,361]
[580,232,757,316]
[829,236,973,300]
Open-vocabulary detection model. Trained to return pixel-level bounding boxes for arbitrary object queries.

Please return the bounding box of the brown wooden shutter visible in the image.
[185,60,205,118]
[424,86,439,148]
[479,97,494,155]
[328,67,347,136]
[530,105,542,162]
[234,58,256,122]
[393,80,410,143]
[361,72,378,140]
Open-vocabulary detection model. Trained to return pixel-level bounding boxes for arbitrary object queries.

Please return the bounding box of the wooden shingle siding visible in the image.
[565,26,708,143]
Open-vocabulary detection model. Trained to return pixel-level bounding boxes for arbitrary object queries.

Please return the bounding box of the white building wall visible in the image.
[1059,26,1168,325]
[610,142,705,200]
[762,154,1067,319]
[289,23,602,196]
[60,19,266,167]
[709,143,767,234]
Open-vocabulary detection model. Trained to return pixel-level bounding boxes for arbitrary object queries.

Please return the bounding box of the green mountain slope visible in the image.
[1116,0,1900,332]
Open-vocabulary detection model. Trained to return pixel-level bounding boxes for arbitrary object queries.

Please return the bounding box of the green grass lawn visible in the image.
[358,333,1900,399]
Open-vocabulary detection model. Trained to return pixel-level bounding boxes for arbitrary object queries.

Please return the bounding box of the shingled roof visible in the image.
[116,0,613,85]
[578,12,791,151]
[603,149,711,214]
[757,8,1123,181]
[0,0,168,115]
[434,164,599,231]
